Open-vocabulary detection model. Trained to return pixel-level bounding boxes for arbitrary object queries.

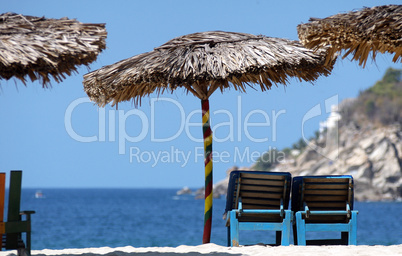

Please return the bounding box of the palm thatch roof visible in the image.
[83,31,334,107]
[0,12,107,86]
[297,5,402,67]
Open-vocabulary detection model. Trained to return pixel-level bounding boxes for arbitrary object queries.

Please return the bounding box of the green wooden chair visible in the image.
[291,175,358,245]
[0,171,35,256]
[224,170,292,246]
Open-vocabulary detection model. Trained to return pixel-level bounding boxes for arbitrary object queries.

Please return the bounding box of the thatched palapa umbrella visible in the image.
[83,31,334,243]
[297,4,402,67]
[0,12,107,86]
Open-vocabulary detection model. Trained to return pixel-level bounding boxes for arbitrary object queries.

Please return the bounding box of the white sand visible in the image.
[0,244,401,256]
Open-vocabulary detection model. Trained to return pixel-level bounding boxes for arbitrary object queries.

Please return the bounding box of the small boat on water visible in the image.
[35,190,44,198]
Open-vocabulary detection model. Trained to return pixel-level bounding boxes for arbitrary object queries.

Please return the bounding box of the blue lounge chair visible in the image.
[292,175,358,245]
[224,170,292,246]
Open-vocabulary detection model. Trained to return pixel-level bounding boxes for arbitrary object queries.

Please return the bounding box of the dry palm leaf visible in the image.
[0,12,107,86]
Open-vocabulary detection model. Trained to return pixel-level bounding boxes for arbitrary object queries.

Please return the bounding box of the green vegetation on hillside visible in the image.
[342,68,402,126]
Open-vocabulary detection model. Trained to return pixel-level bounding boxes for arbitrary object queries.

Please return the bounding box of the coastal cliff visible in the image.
[195,68,402,201]
[272,123,402,201]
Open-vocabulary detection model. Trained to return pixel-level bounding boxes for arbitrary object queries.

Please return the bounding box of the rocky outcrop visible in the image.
[176,186,192,195]
[200,123,402,202]
[272,123,402,201]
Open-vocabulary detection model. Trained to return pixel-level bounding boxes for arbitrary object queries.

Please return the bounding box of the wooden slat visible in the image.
[304,178,350,183]
[6,171,22,249]
[305,184,349,190]
[242,204,278,210]
[0,173,5,248]
[7,171,22,222]
[240,173,286,180]
[305,195,348,202]
[305,216,349,223]
[307,202,346,208]
[239,185,284,192]
[304,190,348,196]
[238,214,283,223]
[240,191,282,199]
[241,179,285,186]
[306,204,347,209]
[0,173,5,224]
[231,199,281,209]
[241,198,280,206]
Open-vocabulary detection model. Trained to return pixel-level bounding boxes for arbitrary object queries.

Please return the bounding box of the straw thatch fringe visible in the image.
[0,13,107,86]
[83,31,334,107]
[297,5,402,67]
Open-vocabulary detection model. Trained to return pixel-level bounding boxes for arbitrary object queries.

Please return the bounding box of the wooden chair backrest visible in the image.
[6,171,23,249]
[0,173,5,224]
[225,171,291,223]
[234,172,288,210]
[301,177,352,211]
[0,173,5,238]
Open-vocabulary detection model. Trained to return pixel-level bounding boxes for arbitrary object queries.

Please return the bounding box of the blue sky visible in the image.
[1,0,400,188]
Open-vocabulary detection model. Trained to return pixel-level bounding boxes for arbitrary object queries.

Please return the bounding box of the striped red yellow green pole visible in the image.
[202,99,213,244]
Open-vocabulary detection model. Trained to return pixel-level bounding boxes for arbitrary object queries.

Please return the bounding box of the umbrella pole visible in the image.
[202,99,213,244]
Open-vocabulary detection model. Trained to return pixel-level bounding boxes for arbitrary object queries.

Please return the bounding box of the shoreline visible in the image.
[0,244,401,256]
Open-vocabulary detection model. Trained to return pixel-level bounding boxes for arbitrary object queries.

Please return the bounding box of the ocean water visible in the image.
[10,189,402,250]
